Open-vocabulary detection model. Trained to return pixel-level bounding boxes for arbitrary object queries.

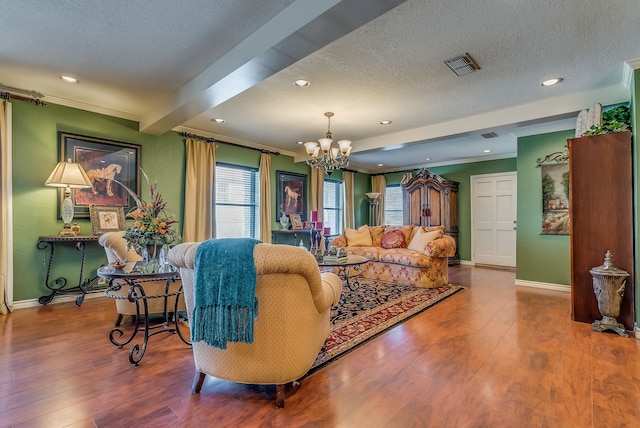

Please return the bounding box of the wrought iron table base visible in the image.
[106,278,190,366]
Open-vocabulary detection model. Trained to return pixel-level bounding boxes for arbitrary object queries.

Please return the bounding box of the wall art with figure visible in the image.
[276,171,307,221]
[59,132,141,218]
[541,162,570,235]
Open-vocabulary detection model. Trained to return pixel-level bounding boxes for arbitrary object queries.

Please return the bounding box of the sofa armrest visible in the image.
[423,235,457,258]
[319,272,343,308]
[331,235,347,248]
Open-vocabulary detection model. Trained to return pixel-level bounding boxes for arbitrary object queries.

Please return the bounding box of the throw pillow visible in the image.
[344,225,373,247]
[407,228,443,252]
[369,226,385,247]
[381,229,406,249]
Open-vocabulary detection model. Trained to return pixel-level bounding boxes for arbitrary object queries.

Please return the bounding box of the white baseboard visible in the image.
[459,260,473,265]
[635,325,640,340]
[515,279,570,293]
[11,291,105,310]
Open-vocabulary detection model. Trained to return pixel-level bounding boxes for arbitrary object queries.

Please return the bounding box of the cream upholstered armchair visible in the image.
[167,241,342,408]
[98,231,184,326]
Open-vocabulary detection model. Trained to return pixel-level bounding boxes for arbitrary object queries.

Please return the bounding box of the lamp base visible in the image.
[58,224,77,237]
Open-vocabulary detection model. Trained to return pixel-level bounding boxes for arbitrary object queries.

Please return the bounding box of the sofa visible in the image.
[330,224,456,288]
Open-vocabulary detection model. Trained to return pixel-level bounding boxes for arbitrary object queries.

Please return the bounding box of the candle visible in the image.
[311,210,318,221]
[323,227,330,236]
[315,221,322,231]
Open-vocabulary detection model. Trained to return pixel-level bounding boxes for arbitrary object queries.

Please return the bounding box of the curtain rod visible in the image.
[179,132,280,156]
[0,92,46,106]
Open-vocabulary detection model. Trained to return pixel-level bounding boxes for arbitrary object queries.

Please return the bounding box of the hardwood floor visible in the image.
[1,265,639,427]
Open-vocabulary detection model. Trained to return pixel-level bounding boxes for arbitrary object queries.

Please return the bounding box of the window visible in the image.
[384,185,403,225]
[323,180,343,235]
[215,163,260,239]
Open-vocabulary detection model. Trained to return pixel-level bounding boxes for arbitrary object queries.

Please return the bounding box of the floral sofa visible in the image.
[330,224,456,288]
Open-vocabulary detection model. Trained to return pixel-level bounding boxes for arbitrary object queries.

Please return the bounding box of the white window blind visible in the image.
[323,179,342,235]
[384,185,404,225]
[215,164,260,239]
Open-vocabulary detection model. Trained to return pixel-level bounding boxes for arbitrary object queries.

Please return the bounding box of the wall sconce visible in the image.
[45,159,93,236]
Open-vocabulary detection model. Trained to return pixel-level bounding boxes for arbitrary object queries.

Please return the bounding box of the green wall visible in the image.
[516,130,574,285]
[384,158,517,262]
[11,101,371,302]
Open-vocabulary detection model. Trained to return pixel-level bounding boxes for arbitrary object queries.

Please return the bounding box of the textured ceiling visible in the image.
[1,0,639,173]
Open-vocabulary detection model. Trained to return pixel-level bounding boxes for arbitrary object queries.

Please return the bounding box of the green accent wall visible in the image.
[516,130,573,285]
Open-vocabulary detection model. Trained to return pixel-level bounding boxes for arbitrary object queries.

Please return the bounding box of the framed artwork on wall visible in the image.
[58,132,141,218]
[539,161,570,235]
[276,170,307,221]
[89,205,125,235]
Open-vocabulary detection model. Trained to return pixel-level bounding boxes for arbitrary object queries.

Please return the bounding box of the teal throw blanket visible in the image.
[191,238,261,349]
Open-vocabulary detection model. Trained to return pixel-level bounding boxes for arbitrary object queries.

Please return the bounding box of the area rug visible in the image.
[309,278,463,373]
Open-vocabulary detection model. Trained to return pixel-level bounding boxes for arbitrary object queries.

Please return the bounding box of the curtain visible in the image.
[183,139,216,242]
[0,100,13,314]
[310,168,324,220]
[259,153,271,243]
[371,175,386,226]
[342,171,355,229]
[400,171,413,185]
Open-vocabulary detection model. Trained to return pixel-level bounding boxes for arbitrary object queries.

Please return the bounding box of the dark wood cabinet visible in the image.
[568,131,634,330]
[402,169,459,265]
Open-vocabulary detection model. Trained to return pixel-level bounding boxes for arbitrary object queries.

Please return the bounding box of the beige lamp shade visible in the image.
[45,160,93,188]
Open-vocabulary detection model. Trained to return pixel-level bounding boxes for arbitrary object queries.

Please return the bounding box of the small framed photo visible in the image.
[89,205,125,235]
[289,214,303,230]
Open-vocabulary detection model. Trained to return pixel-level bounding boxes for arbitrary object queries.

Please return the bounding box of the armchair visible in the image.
[168,241,343,408]
[98,231,184,326]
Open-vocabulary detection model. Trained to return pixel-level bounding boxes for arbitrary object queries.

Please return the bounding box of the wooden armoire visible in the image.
[402,169,459,265]
[568,131,634,331]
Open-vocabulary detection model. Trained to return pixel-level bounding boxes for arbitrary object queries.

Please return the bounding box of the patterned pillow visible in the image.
[381,229,406,249]
[407,228,443,252]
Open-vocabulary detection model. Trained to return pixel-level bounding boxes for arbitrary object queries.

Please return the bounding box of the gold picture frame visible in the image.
[289,214,303,230]
[89,205,126,235]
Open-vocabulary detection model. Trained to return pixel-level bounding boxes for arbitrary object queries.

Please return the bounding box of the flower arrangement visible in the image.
[118,171,181,250]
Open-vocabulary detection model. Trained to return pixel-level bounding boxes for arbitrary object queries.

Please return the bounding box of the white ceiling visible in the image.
[2,0,639,173]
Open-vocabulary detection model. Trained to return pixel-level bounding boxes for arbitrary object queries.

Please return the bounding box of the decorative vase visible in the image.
[590,250,629,337]
[279,214,290,230]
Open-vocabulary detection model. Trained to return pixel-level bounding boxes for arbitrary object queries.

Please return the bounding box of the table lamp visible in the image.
[45,159,93,236]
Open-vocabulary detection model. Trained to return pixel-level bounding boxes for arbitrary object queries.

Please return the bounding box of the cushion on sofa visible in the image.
[411,225,445,241]
[345,225,373,246]
[385,225,414,246]
[378,248,437,268]
[407,228,443,252]
[369,226,385,247]
[381,229,406,249]
[342,246,381,262]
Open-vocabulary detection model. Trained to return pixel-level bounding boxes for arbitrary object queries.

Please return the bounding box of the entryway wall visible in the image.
[471,172,517,267]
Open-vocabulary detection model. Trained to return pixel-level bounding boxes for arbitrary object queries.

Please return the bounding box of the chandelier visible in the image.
[304,112,352,175]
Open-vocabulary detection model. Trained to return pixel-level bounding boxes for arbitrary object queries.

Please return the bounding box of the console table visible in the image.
[271,229,312,248]
[37,235,101,306]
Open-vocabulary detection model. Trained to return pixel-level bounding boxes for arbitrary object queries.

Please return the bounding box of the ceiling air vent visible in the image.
[444,53,481,76]
[481,132,497,139]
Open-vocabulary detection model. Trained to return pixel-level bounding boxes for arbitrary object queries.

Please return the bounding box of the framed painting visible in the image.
[58,132,141,218]
[540,162,570,235]
[89,205,125,235]
[276,171,307,221]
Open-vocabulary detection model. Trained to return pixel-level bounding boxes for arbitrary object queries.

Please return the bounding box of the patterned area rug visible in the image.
[309,278,463,373]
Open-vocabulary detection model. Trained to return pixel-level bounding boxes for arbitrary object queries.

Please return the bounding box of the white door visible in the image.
[471,172,517,267]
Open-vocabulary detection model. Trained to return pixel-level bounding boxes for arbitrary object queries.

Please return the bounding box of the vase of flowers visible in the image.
[119,171,181,266]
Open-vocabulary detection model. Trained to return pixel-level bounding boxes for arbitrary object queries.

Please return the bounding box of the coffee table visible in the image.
[98,263,189,365]
[317,254,368,291]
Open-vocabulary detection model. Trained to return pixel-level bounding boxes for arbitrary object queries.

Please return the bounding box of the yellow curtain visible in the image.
[342,171,355,229]
[183,139,216,242]
[371,175,386,226]
[259,153,271,243]
[310,168,324,220]
[0,100,13,314]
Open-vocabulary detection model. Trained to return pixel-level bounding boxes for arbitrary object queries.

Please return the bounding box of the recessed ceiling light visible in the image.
[380,120,392,125]
[378,163,384,167]
[297,141,304,145]
[211,118,225,123]
[541,77,563,87]
[59,75,78,84]
[294,79,310,87]
[425,157,431,161]
[483,149,492,153]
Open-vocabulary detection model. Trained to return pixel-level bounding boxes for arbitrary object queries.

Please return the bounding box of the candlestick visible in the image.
[315,221,322,231]
[311,210,318,221]
[323,227,330,236]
